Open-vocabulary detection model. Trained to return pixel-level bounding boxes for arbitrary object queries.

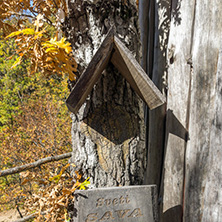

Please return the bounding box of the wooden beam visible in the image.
[113,36,166,110]
[66,28,115,114]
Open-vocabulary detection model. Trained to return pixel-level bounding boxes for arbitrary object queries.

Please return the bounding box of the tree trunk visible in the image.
[140,0,222,221]
[64,0,146,188]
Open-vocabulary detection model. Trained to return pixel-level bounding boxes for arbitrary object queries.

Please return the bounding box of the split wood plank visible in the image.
[66,28,114,114]
[160,1,195,221]
[113,36,166,110]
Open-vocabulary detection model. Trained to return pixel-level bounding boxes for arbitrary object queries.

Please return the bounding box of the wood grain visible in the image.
[160,0,195,221]
[113,36,166,110]
[184,1,222,221]
[66,28,114,114]
[143,0,170,196]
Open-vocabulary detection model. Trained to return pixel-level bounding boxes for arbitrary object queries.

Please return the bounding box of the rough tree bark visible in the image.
[140,0,222,222]
[64,0,146,188]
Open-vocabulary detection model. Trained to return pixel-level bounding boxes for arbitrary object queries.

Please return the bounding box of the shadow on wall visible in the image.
[171,0,182,26]
[165,109,189,143]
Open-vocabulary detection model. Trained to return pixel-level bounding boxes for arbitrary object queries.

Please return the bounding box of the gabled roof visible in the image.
[66,28,166,114]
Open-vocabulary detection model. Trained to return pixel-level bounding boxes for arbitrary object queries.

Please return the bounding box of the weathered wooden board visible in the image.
[66,28,114,114]
[201,38,222,222]
[113,36,166,110]
[184,1,222,221]
[142,0,170,194]
[73,185,158,222]
[160,0,196,221]
[140,0,222,221]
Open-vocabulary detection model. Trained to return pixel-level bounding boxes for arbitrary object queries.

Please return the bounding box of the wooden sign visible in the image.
[66,28,166,114]
[73,185,158,222]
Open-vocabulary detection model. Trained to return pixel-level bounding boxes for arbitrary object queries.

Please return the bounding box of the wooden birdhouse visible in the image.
[66,28,166,114]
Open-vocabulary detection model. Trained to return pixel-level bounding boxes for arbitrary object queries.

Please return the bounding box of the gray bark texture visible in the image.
[140,0,222,222]
[64,0,146,188]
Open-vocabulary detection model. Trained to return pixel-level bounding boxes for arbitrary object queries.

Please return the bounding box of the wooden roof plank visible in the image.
[66,30,166,114]
[111,48,146,102]
[113,36,166,110]
[66,28,115,114]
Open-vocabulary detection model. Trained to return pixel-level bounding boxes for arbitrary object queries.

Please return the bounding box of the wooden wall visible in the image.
[140,0,222,221]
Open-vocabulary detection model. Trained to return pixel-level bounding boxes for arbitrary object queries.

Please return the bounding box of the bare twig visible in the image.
[8,11,35,19]
[13,213,37,222]
[0,152,72,177]
[13,211,46,222]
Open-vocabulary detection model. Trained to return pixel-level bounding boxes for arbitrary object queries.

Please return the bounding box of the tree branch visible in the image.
[0,152,72,177]
[13,211,46,222]
[8,11,35,19]
[13,213,36,222]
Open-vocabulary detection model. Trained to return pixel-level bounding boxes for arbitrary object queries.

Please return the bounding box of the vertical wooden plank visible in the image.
[146,0,222,221]
[139,0,149,71]
[161,0,196,221]
[201,39,222,222]
[184,1,222,221]
[144,0,171,192]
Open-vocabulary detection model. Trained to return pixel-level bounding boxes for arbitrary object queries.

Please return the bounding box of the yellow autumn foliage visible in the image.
[6,27,77,81]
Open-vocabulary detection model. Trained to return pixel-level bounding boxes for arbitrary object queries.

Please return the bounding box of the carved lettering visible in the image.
[125,195,130,203]
[85,213,98,222]
[105,199,112,206]
[115,209,131,218]
[96,198,104,207]
[99,211,115,221]
[128,208,143,218]
[85,208,143,221]
[96,196,131,208]
[119,196,125,204]
[112,198,118,206]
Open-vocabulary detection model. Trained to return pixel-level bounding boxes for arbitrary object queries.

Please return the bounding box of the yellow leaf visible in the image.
[11,57,22,68]
[78,177,90,190]
[45,47,57,53]
[6,28,35,38]
[6,30,23,38]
